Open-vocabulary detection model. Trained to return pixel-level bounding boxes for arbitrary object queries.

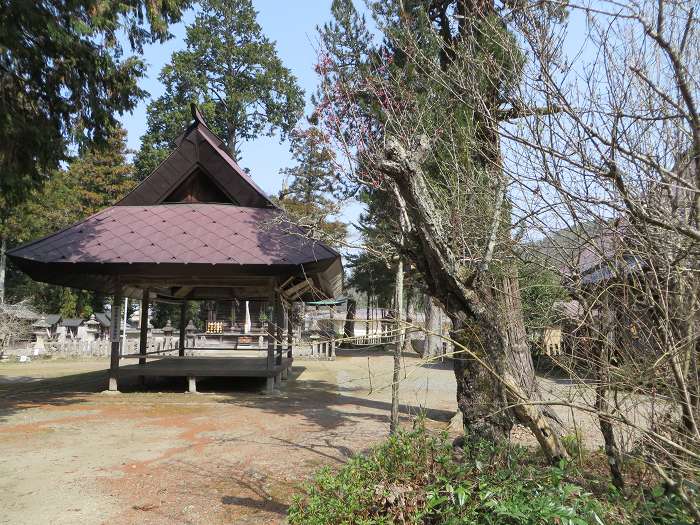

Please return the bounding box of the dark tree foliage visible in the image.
[6,130,136,316]
[134,0,305,178]
[277,127,347,246]
[0,0,190,210]
[150,301,201,331]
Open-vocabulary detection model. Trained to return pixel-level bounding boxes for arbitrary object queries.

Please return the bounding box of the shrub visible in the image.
[288,427,607,524]
[634,486,697,525]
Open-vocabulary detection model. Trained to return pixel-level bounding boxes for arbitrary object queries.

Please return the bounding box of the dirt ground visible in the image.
[0,350,458,525]
[0,349,636,524]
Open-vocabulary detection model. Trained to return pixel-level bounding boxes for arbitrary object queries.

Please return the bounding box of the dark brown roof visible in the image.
[11,204,337,266]
[9,204,342,298]
[117,119,273,208]
[8,107,343,299]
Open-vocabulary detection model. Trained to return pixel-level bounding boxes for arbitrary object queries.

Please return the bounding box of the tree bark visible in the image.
[423,294,442,358]
[0,236,6,304]
[596,292,625,491]
[377,138,568,462]
[390,256,404,435]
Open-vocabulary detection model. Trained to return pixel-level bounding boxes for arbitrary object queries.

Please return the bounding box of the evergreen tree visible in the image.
[0,0,189,209]
[277,127,347,246]
[134,0,305,178]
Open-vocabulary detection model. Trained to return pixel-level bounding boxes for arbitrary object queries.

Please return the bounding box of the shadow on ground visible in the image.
[0,360,455,432]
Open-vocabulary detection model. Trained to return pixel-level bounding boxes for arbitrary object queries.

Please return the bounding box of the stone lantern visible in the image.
[85,314,100,341]
[32,316,51,354]
[186,319,197,348]
[163,319,173,347]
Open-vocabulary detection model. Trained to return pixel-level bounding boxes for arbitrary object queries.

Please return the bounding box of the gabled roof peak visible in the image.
[119,106,273,208]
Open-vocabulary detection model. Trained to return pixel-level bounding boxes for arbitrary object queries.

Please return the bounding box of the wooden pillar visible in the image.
[179,301,187,356]
[108,290,123,392]
[275,292,283,366]
[286,306,293,359]
[282,307,290,380]
[139,289,149,366]
[267,289,276,370]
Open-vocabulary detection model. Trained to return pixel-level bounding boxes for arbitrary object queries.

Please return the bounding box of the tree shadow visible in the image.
[210,366,455,433]
[0,360,456,521]
[335,347,417,358]
[1,361,455,434]
[124,457,292,522]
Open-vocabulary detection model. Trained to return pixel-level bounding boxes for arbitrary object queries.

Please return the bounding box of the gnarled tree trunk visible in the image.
[377,137,569,462]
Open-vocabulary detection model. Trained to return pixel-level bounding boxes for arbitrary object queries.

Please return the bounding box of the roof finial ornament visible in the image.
[190,102,207,126]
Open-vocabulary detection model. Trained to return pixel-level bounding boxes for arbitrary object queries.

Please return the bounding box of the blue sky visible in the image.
[119,0,339,199]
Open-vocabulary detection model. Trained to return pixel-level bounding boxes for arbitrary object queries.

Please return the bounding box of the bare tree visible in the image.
[505,0,700,515]
[0,302,34,354]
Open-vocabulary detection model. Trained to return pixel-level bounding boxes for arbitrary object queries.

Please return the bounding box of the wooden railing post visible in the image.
[108,289,123,392]
[275,292,283,366]
[139,289,149,366]
[267,288,276,370]
[286,307,293,359]
[179,301,187,357]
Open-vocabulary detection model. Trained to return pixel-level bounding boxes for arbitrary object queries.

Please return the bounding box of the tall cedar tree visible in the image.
[134,0,304,178]
[0,0,189,210]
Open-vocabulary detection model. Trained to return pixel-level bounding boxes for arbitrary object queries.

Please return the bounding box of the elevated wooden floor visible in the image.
[118,356,292,378]
[117,356,293,393]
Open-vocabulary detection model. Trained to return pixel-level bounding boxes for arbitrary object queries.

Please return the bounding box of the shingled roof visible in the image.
[12,205,337,267]
[8,106,343,300]
[118,108,273,208]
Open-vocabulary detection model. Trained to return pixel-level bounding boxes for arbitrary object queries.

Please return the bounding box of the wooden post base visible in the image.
[266,376,275,393]
[281,368,288,380]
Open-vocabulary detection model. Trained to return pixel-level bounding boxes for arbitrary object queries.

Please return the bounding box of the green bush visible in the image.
[288,428,607,524]
[635,486,697,525]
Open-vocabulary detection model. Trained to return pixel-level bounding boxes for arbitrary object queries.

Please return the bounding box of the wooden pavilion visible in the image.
[8,106,342,393]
